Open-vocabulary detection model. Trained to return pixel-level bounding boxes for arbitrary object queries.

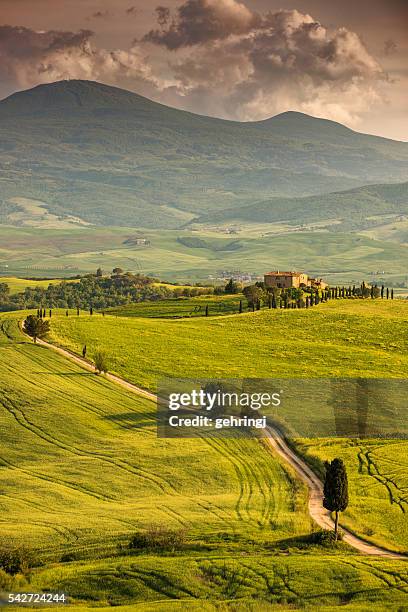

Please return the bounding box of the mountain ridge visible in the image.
[1,80,404,144]
[0,80,407,229]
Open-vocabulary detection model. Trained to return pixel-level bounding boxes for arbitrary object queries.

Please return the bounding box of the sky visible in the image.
[0,0,407,140]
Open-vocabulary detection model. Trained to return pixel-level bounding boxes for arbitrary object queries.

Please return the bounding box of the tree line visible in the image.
[0,271,168,311]
[239,281,395,311]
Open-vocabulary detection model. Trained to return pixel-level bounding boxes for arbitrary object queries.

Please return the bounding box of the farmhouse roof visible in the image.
[264,271,302,277]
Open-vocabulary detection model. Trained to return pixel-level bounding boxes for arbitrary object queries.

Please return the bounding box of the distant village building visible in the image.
[123,236,151,247]
[264,271,327,290]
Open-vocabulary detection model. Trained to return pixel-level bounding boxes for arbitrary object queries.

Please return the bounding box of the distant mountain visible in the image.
[0,80,407,229]
[195,181,408,230]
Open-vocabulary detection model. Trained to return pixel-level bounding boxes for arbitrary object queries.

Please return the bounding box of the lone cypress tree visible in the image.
[24,315,50,344]
[205,305,209,317]
[323,458,349,540]
[239,300,243,314]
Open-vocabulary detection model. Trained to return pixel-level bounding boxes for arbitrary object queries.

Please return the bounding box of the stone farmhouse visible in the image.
[264,271,328,290]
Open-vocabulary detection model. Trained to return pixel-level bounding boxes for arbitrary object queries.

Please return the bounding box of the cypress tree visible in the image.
[386,288,389,300]
[391,289,394,300]
[323,458,349,541]
[49,310,52,318]
[66,310,69,317]
[90,307,93,315]
[24,315,50,344]
[381,285,384,299]
[205,305,209,316]
[239,300,243,314]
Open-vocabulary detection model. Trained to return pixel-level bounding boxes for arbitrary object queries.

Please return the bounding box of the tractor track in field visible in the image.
[28,333,407,561]
[0,391,175,496]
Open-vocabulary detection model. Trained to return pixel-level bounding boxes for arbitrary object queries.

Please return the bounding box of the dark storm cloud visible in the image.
[0,25,93,59]
[143,0,260,49]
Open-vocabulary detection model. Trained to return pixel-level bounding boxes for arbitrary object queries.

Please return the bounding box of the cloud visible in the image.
[143,0,260,49]
[0,25,159,96]
[143,6,385,125]
[0,5,387,129]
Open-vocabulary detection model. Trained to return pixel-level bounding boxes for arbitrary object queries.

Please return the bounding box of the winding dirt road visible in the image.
[35,335,406,560]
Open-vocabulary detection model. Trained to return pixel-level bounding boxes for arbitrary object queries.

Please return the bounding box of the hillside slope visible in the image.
[0,313,308,554]
[195,181,408,230]
[49,300,408,552]
[1,80,408,229]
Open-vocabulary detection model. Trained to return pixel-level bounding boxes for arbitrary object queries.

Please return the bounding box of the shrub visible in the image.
[0,547,33,575]
[94,350,109,374]
[129,525,188,552]
[311,529,344,546]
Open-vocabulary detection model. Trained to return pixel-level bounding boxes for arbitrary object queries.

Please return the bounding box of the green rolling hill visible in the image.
[195,181,408,231]
[1,308,408,609]
[1,80,408,230]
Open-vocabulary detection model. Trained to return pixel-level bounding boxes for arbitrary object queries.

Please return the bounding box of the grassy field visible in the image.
[294,438,408,552]
[2,224,408,287]
[49,300,408,385]
[10,553,408,611]
[1,309,408,609]
[47,299,408,554]
[0,276,77,295]
[105,295,242,318]
[0,314,311,553]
